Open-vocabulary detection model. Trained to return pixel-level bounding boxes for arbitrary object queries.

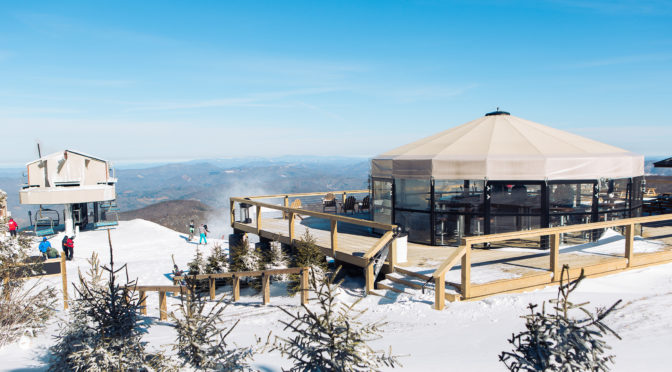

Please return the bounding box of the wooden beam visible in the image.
[625,224,634,267]
[300,268,309,305]
[386,237,397,274]
[242,189,369,200]
[173,267,305,281]
[363,231,394,259]
[209,277,216,300]
[365,262,375,295]
[136,285,184,292]
[229,199,235,228]
[432,245,467,278]
[469,272,552,298]
[434,273,445,310]
[288,212,295,242]
[262,273,270,305]
[330,220,338,257]
[461,244,471,299]
[256,205,262,234]
[232,275,240,302]
[60,255,68,310]
[139,291,147,315]
[158,291,167,320]
[550,233,560,281]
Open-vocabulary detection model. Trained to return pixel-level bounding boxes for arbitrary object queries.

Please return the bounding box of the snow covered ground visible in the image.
[2,219,672,371]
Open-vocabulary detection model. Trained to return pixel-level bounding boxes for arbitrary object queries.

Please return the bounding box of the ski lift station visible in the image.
[19,150,118,237]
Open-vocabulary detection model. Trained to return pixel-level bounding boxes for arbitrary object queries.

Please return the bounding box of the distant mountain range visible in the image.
[0,156,370,227]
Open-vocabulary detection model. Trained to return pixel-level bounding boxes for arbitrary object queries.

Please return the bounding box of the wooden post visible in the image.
[385,237,397,274]
[262,272,270,305]
[550,233,560,281]
[232,275,240,302]
[300,268,309,305]
[461,243,471,299]
[209,277,216,300]
[330,220,338,257]
[159,291,167,320]
[625,223,634,267]
[139,291,147,315]
[60,255,68,309]
[284,195,289,208]
[434,273,445,310]
[289,212,295,242]
[230,199,235,227]
[342,192,347,204]
[365,261,375,294]
[256,205,262,234]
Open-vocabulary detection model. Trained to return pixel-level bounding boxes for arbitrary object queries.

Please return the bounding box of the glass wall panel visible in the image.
[395,178,431,211]
[598,178,631,220]
[372,179,393,225]
[434,180,484,213]
[549,182,594,226]
[395,211,431,244]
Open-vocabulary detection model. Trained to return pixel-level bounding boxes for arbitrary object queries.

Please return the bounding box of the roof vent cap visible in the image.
[485,107,510,116]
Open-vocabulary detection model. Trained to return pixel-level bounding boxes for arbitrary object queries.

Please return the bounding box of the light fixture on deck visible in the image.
[240,200,252,224]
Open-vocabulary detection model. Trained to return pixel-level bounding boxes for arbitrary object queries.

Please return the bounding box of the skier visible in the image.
[7,217,18,238]
[188,219,195,241]
[38,237,51,259]
[63,235,74,261]
[198,224,210,245]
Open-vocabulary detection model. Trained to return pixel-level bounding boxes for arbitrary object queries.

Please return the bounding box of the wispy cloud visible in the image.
[368,83,479,103]
[558,54,672,69]
[127,87,345,111]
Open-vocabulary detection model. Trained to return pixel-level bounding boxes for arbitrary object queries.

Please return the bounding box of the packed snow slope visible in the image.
[2,219,672,371]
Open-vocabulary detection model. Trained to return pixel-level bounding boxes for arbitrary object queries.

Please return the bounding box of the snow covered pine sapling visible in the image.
[49,230,167,371]
[0,233,56,348]
[272,266,401,372]
[288,231,327,295]
[169,275,256,371]
[499,265,621,372]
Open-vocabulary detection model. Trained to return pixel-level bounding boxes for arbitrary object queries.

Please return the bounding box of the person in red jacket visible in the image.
[63,236,74,261]
[7,217,18,238]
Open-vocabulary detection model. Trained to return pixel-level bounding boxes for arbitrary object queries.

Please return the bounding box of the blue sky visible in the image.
[1,0,671,165]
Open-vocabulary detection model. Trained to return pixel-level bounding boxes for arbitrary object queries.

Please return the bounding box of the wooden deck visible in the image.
[230,194,672,307]
[233,214,672,288]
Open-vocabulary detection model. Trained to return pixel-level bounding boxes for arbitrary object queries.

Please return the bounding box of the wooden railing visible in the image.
[433,213,672,310]
[135,285,189,320]
[5,255,68,309]
[173,267,310,306]
[230,191,398,294]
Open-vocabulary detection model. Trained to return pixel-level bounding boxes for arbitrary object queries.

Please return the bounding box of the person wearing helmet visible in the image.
[38,237,51,259]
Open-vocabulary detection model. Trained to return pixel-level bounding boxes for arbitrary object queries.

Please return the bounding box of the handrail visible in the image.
[241,189,369,200]
[231,196,396,231]
[432,245,468,278]
[432,212,672,310]
[463,213,672,245]
[172,267,304,281]
[363,230,395,259]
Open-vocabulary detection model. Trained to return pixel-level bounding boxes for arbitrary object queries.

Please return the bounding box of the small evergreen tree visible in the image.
[229,237,262,289]
[272,267,401,371]
[499,265,621,371]
[264,240,289,281]
[188,247,206,276]
[0,234,56,347]
[205,243,228,274]
[169,277,256,371]
[49,231,166,371]
[289,231,327,295]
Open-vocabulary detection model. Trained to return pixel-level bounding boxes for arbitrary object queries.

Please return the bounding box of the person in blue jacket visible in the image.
[38,237,52,259]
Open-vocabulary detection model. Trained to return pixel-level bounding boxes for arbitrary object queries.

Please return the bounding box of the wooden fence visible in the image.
[433,213,672,310]
[5,255,68,309]
[230,191,398,293]
[134,267,311,320]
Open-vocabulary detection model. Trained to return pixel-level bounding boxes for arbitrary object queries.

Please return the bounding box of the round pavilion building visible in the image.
[370,111,644,246]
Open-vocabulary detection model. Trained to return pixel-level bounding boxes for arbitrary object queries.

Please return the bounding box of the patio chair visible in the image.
[341,196,357,214]
[323,193,337,212]
[358,195,370,213]
[284,198,304,220]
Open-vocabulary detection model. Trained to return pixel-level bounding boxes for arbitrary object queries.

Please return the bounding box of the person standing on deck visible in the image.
[198,224,209,245]
[188,219,195,241]
[7,217,18,238]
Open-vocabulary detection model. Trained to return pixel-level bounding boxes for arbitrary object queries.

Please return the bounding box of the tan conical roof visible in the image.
[371,113,643,180]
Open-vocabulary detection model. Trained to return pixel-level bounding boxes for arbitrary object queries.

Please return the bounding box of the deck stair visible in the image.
[376,268,461,302]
